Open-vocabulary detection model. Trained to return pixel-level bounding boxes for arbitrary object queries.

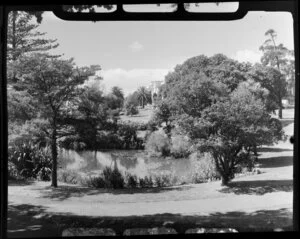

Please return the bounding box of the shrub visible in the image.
[8,142,52,181]
[170,134,192,158]
[144,176,154,188]
[117,123,138,149]
[8,161,19,180]
[190,152,220,183]
[32,147,52,181]
[154,174,172,187]
[139,177,146,188]
[125,103,139,116]
[145,131,171,156]
[125,173,138,188]
[85,176,106,188]
[57,169,82,184]
[102,166,125,189]
[234,152,257,174]
[146,119,159,132]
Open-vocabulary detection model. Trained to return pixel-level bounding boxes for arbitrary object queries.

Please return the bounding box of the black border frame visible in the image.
[0,0,299,238]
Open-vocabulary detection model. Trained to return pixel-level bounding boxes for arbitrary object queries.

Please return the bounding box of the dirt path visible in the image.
[7,123,294,235]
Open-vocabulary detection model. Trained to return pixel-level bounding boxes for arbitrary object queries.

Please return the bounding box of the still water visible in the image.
[58,149,193,179]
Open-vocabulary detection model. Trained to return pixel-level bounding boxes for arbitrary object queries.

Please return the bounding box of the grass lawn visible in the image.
[7,108,295,236]
[120,107,154,124]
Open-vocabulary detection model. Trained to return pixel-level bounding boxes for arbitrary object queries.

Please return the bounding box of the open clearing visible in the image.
[7,109,294,236]
[120,107,154,124]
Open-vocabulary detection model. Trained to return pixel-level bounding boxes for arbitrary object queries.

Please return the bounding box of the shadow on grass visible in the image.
[258,156,293,168]
[7,204,63,238]
[7,203,293,237]
[35,184,194,201]
[8,179,36,186]
[219,179,293,195]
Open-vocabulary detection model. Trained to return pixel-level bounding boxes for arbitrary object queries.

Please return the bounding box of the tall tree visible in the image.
[110,86,125,109]
[137,86,151,108]
[13,53,100,187]
[250,64,287,119]
[7,11,59,87]
[7,11,58,62]
[259,29,289,71]
[259,29,295,114]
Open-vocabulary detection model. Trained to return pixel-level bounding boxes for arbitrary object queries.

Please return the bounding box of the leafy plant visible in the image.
[102,166,125,189]
[85,176,106,188]
[8,141,52,181]
[125,173,138,188]
[190,152,220,183]
[57,169,82,184]
[170,133,192,158]
[145,131,171,156]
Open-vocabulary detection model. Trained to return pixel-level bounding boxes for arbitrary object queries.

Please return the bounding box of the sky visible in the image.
[36,4,294,96]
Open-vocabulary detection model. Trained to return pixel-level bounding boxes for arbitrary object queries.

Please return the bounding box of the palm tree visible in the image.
[137,86,150,108]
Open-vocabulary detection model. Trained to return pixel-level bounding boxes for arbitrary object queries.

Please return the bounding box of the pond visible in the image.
[57,149,195,182]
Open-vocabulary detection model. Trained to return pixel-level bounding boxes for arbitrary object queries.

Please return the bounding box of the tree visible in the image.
[259,29,295,111]
[250,64,287,119]
[7,88,39,123]
[124,94,139,116]
[259,29,289,71]
[153,100,174,136]
[13,53,100,187]
[137,86,151,108]
[7,11,58,63]
[108,86,124,109]
[7,11,59,89]
[76,86,108,149]
[159,54,251,115]
[189,86,284,185]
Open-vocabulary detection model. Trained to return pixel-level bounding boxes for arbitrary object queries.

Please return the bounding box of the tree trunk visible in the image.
[94,150,98,168]
[142,98,144,109]
[51,122,58,187]
[253,145,258,156]
[278,104,283,119]
[221,175,230,186]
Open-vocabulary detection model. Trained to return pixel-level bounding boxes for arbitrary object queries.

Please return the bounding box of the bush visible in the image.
[59,136,87,151]
[57,169,82,184]
[117,123,138,149]
[170,134,192,158]
[32,147,52,181]
[125,103,139,116]
[145,131,171,156]
[139,177,146,188]
[146,119,159,132]
[98,133,122,150]
[102,166,125,189]
[84,176,106,188]
[153,174,172,187]
[8,142,52,181]
[8,161,19,180]
[144,176,154,188]
[125,173,138,188]
[233,152,257,174]
[190,152,220,183]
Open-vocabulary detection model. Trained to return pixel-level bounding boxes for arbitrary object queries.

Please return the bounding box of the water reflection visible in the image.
[58,149,193,179]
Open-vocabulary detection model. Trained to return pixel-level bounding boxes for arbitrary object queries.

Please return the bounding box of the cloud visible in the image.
[232,49,262,64]
[129,41,144,52]
[97,68,170,96]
